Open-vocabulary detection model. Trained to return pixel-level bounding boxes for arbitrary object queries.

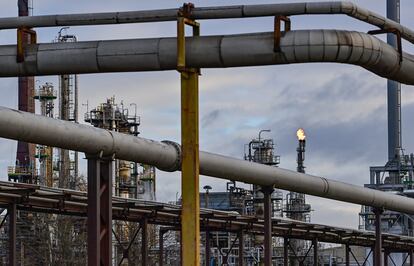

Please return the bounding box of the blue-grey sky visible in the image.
[0,0,414,229]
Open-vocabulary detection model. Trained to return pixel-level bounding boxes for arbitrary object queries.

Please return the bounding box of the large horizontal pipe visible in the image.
[1,30,414,85]
[1,106,414,214]
[0,2,413,45]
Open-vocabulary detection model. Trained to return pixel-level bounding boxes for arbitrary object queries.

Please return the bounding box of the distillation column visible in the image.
[57,29,78,189]
[245,130,281,264]
[387,0,402,169]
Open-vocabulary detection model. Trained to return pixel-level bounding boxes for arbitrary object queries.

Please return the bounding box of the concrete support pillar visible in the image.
[263,186,274,266]
[410,250,414,266]
[383,250,388,266]
[8,203,16,266]
[87,155,113,266]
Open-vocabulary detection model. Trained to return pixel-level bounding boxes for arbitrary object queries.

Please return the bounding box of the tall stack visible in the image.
[14,0,35,183]
[359,1,414,265]
[284,128,312,265]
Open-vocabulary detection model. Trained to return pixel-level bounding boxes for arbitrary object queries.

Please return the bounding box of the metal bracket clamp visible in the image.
[177,3,200,75]
[368,28,403,63]
[17,27,37,63]
[274,15,291,52]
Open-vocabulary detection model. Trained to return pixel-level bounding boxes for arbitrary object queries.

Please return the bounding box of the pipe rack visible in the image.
[0,106,414,214]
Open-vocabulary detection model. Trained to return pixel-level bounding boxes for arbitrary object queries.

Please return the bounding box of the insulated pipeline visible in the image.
[0,2,412,45]
[0,30,413,84]
[0,106,414,214]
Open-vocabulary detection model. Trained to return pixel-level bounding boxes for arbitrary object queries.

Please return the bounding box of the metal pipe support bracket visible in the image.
[368,28,403,63]
[17,27,36,62]
[177,3,200,75]
[274,15,291,52]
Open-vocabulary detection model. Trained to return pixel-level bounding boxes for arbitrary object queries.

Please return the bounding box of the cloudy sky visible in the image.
[0,0,414,229]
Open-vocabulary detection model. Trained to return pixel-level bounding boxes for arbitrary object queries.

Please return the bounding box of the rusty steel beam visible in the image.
[16,0,35,184]
[87,155,113,266]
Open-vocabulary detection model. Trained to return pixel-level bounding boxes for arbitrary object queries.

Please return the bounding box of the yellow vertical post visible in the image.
[177,4,200,265]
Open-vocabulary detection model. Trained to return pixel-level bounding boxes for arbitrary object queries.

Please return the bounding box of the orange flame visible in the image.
[296,128,306,140]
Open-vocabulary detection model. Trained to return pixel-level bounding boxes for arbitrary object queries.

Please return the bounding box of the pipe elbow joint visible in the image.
[340,1,357,16]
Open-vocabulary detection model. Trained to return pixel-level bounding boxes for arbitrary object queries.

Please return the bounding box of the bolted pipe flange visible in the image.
[161,140,182,172]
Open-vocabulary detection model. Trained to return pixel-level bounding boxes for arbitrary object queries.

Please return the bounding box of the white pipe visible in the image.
[0,30,413,84]
[0,2,412,45]
[1,106,414,214]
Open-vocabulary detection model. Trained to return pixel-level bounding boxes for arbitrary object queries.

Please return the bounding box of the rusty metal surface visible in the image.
[273,15,290,52]
[87,157,113,266]
[16,0,35,183]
